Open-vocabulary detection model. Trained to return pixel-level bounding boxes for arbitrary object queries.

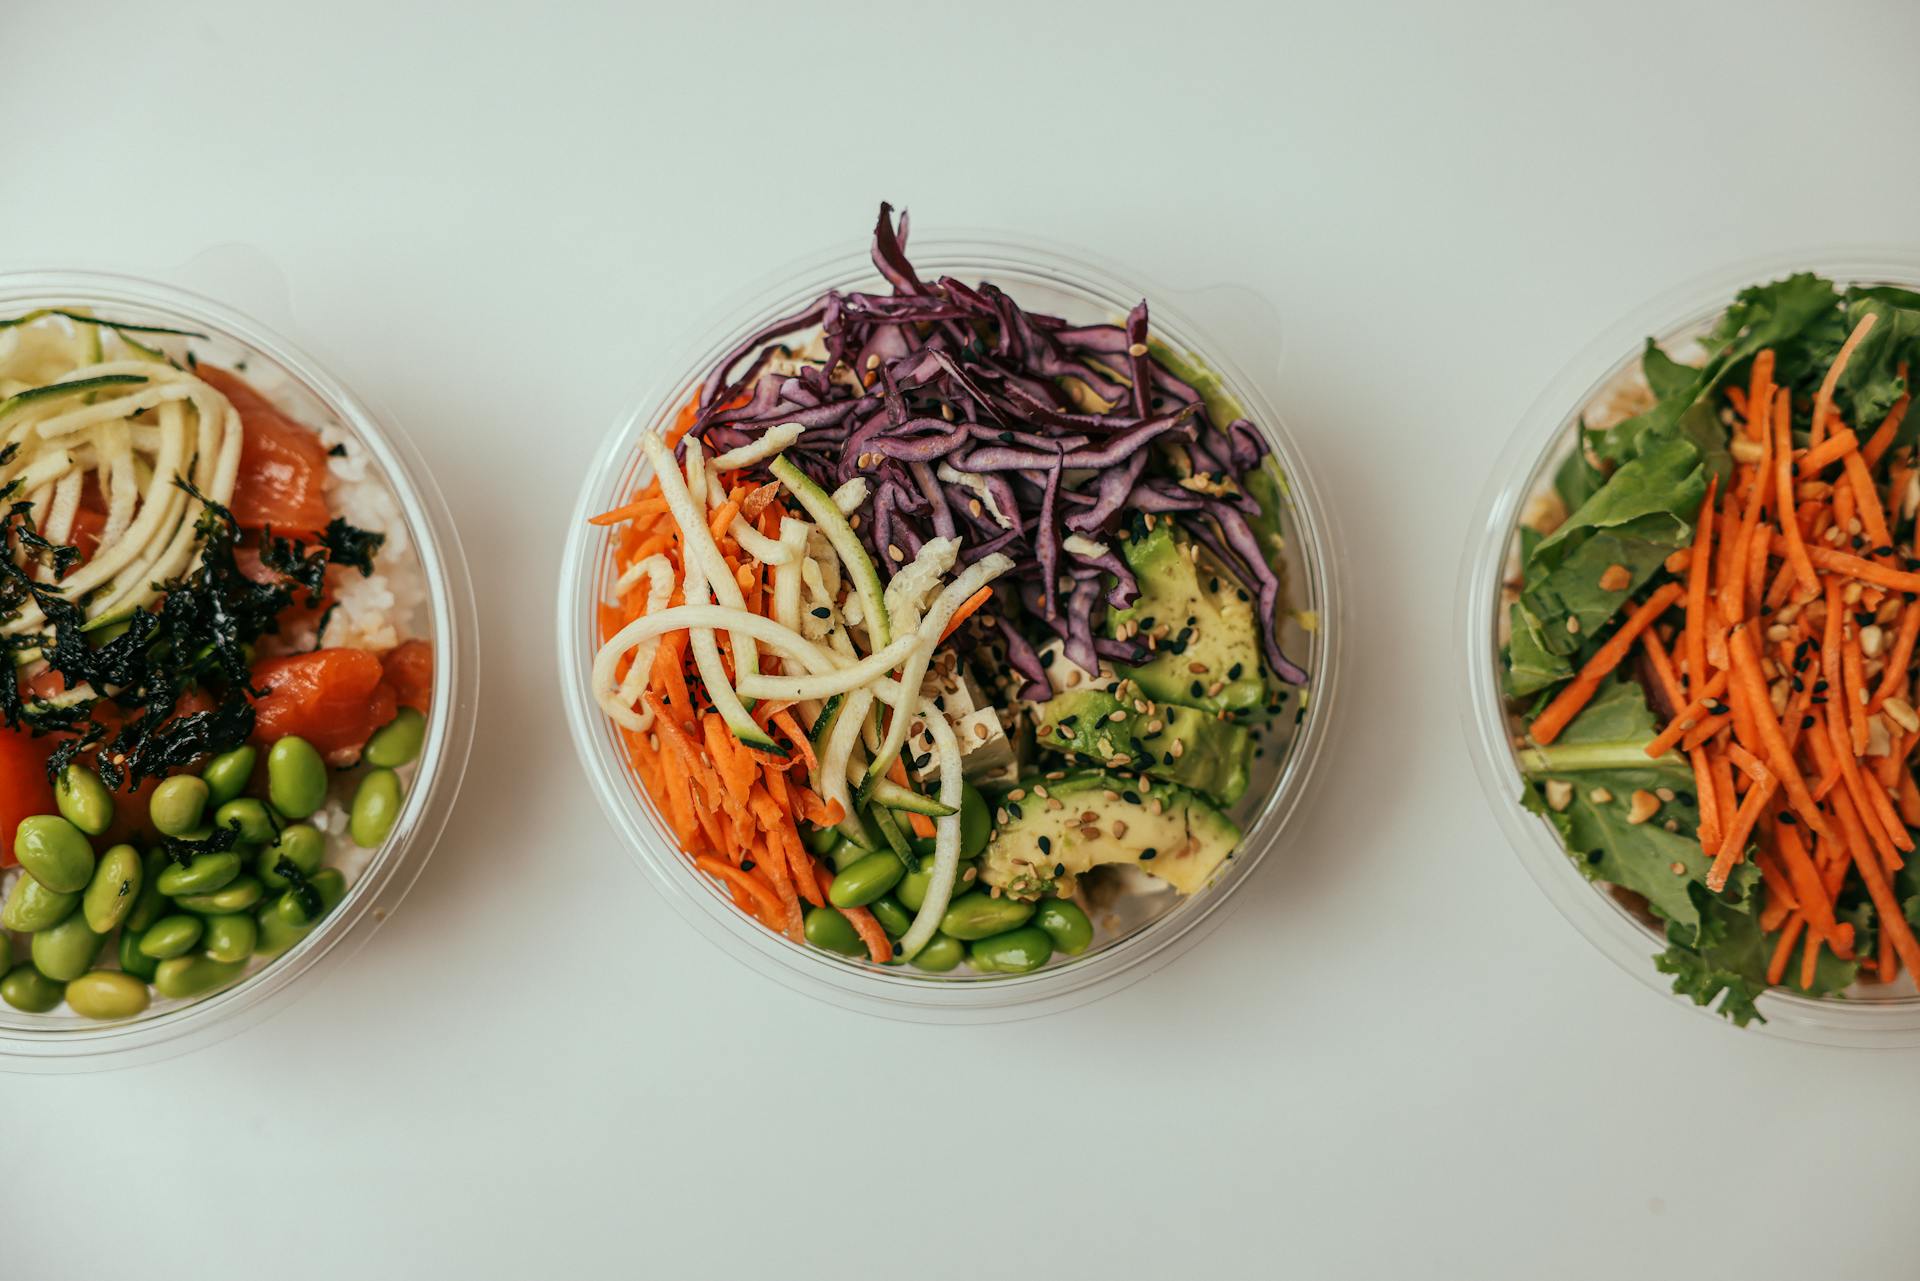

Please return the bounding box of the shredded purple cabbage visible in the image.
[689,202,1307,692]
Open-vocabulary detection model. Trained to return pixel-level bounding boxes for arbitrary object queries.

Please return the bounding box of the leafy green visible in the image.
[1504,601,1571,698]
[1656,894,1859,1027]
[1552,430,1607,511]
[1833,286,1920,444]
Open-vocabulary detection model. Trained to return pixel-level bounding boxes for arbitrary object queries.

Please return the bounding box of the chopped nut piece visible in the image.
[1729,436,1764,465]
[1544,780,1573,812]
[1589,787,1614,804]
[1598,564,1632,592]
[1861,624,1886,658]
[1655,787,1677,803]
[1885,697,1920,734]
[1566,617,1582,635]
[1626,790,1660,825]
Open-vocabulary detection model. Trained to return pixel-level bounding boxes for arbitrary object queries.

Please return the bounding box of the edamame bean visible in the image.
[349,769,402,848]
[201,746,257,806]
[267,737,328,819]
[173,875,264,914]
[257,825,323,888]
[149,776,210,838]
[828,852,905,909]
[895,860,977,912]
[803,906,865,956]
[65,971,151,1020]
[152,956,244,1001]
[125,849,172,931]
[202,913,257,963]
[0,966,64,1013]
[32,913,105,981]
[253,868,345,955]
[967,926,1052,974]
[14,814,96,893]
[938,892,1034,941]
[363,707,425,768]
[1,875,80,933]
[801,823,841,856]
[1032,898,1093,956]
[213,798,275,845]
[867,894,912,938]
[82,844,143,933]
[54,765,115,837]
[138,914,204,960]
[118,929,159,981]
[156,852,242,898]
[908,932,965,972]
[959,782,991,861]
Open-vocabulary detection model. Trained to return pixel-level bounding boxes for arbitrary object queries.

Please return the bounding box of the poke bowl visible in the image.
[0,272,475,1069]
[1463,252,1920,1045]
[559,206,1341,1021]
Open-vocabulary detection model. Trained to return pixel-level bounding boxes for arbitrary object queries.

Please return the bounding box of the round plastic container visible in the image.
[1460,250,1920,1046]
[558,229,1342,1022]
[0,271,478,1071]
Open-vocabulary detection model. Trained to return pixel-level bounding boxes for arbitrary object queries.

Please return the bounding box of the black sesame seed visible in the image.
[1140,848,1157,861]
[1040,649,1055,667]
[741,859,756,871]
[1228,663,1244,681]
[1122,790,1141,804]
[1190,680,1205,698]
[1008,802,1023,820]
[1778,812,1797,826]
[1038,835,1052,854]
[810,607,831,619]
[1053,863,1065,877]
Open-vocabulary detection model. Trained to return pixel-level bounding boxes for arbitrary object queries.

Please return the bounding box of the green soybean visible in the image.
[118,929,159,981]
[253,868,345,957]
[213,798,276,845]
[152,956,244,1001]
[0,966,64,1013]
[14,814,96,893]
[1,875,80,933]
[201,913,257,963]
[803,906,865,956]
[64,971,151,1020]
[267,737,328,819]
[81,844,143,933]
[149,776,210,838]
[173,875,264,914]
[828,852,905,909]
[54,765,115,837]
[801,823,841,856]
[156,851,242,898]
[867,894,912,938]
[959,782,991,860]
[909,932,965,973]
[1033,898,1094,956]
[125,849,173,931]
[257,825,324,888]
[201,746,257,806]
[349,768,402,848]
[967,926,1053,974]
[895,859,977,912]
[938,892,1034,941]
[138,914,204,960]
[32,913,105,981]
[363,707,426,768]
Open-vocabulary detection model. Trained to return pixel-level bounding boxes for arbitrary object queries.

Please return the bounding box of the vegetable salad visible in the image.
[591,206,1309,975]
[1502,275,1920,1024]
[0,309,432,1020]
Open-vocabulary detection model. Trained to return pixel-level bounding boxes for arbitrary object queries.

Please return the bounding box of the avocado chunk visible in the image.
[1106,522,1265,715]
[980,771,1240,901]
[1034,681,1252,805]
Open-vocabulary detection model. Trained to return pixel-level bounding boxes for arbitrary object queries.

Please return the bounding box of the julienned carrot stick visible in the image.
[1772,389,1821,598]
[1530,582,1685,745]
[1727,626,1833,844]
[1779,539,1920,594]
[1795,429,1859,477]
[1690,747,1723,854]
[695,855,784,921]
[1680,712,1733,752]
[1861,391,1911,470]
[1709,773,1776,890]
[811,866,892,964]
[938,585,995,644]
[1685,477,1718,697]
[1841,806,1920,981]
[1773,821,1842,944]
[1768,914,1807,985]
[1810,312,1879,444]
[1646,670,1730,758]
[1870,602,1920,712]
[1842,451,1893,550]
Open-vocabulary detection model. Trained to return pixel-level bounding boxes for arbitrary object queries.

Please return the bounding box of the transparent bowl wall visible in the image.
[0,272,478,1071]
[1459,251,1920,1047]
[558,232,1344,1023]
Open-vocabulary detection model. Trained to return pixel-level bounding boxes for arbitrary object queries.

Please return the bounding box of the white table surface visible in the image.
[7,2,1919,1275]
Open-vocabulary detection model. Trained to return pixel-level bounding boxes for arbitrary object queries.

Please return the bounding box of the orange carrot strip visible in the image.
[1646,671,1730,758]
[694,855,784,921]
[1728,626,1833,843]
[1772,390,1822,599]
[1680,712,1734,752]
[1795,429,1860,477]
[1842,807,1920,981]
[812,865,892,964]
[1810,312,1880,444]
[1786,541,1920,594]
[1530,583,1684,745]
[1843,451,1893,550]
[770,709,818,772]
[938,585,995,644]
[1709,773,1776,890]
[1861,391,1911,470]
[1768,914,1808,985]
[1869,602,1920,712]
[1684,477,1718,696]
[1773,821,1842,944]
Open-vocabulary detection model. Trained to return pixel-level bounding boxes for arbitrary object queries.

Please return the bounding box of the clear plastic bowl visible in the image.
[1460,250,1920,1046]
[0,271,478,1071]
[558,230,1343,1022]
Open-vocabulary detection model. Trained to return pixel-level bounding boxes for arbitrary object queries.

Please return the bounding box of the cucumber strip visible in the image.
[820,687,876,848]
[0,310,207,339]
[681,533,781,753]
[807,692,845,749]
[868,803,915,866]
[0,374,147,423]
[640,431,762,686]
[709,421,805,471]
[898,713,965,960]
[770,454,890,649]
[865,775,957,818]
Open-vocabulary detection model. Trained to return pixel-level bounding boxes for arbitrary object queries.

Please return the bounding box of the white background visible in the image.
[6,2,1919,1277]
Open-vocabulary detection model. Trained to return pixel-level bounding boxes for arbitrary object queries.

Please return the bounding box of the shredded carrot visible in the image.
[1795,428,1859,477]
[938,584,995,644]
[1530,582,1684,745]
